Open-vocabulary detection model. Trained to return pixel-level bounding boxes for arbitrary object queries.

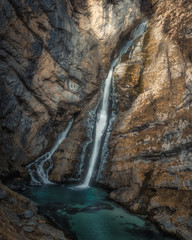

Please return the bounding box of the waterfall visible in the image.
[27,118,74,185]
[96,77,118,182]
[77,22,147,189]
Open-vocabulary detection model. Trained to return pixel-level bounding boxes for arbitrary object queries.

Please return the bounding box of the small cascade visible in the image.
[27,118,74,185]
[78,110,96,179]
[68,110,96,183]
[77,22,147,189]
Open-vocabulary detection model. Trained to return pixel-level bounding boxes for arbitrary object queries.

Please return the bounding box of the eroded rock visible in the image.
[102,0,192,239]
[0,0,141,181]
[0,182,68,240]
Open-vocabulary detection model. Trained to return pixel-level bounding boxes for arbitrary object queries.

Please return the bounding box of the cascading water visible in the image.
[77,110,96,179]
[27,118,74,185]
[96,77,118,182]
[78,22,147,189]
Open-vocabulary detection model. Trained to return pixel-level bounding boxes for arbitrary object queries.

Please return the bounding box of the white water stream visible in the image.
[77,22,147,189]
[27,118,74,185]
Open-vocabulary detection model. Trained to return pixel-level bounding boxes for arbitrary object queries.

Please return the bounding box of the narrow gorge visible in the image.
[0,0,192,240]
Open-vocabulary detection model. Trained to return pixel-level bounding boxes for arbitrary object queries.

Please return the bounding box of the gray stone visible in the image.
[26,219,38,226]
[8,197,18,205]
[24,210,34,218]
[23,226,35,233]
[0,189,8,200]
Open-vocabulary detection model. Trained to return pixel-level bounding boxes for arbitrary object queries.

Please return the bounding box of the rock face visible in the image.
[1,0,192,239]
[101,0,192,239]
[0,0,141,179]
[0,181,68,240]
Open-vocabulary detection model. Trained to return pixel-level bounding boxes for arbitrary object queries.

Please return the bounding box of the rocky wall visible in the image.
[102,0,192,239]
[0,0,141,180]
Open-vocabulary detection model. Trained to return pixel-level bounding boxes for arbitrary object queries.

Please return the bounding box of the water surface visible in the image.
[23,185,176,240]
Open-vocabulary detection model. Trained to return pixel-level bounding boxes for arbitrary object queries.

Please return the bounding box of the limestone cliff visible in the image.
[0,0,141,179]
[0,0,192,239]
[101,0,192,239]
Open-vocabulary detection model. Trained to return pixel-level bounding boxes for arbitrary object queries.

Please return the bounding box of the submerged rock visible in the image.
[81,204,114,213]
